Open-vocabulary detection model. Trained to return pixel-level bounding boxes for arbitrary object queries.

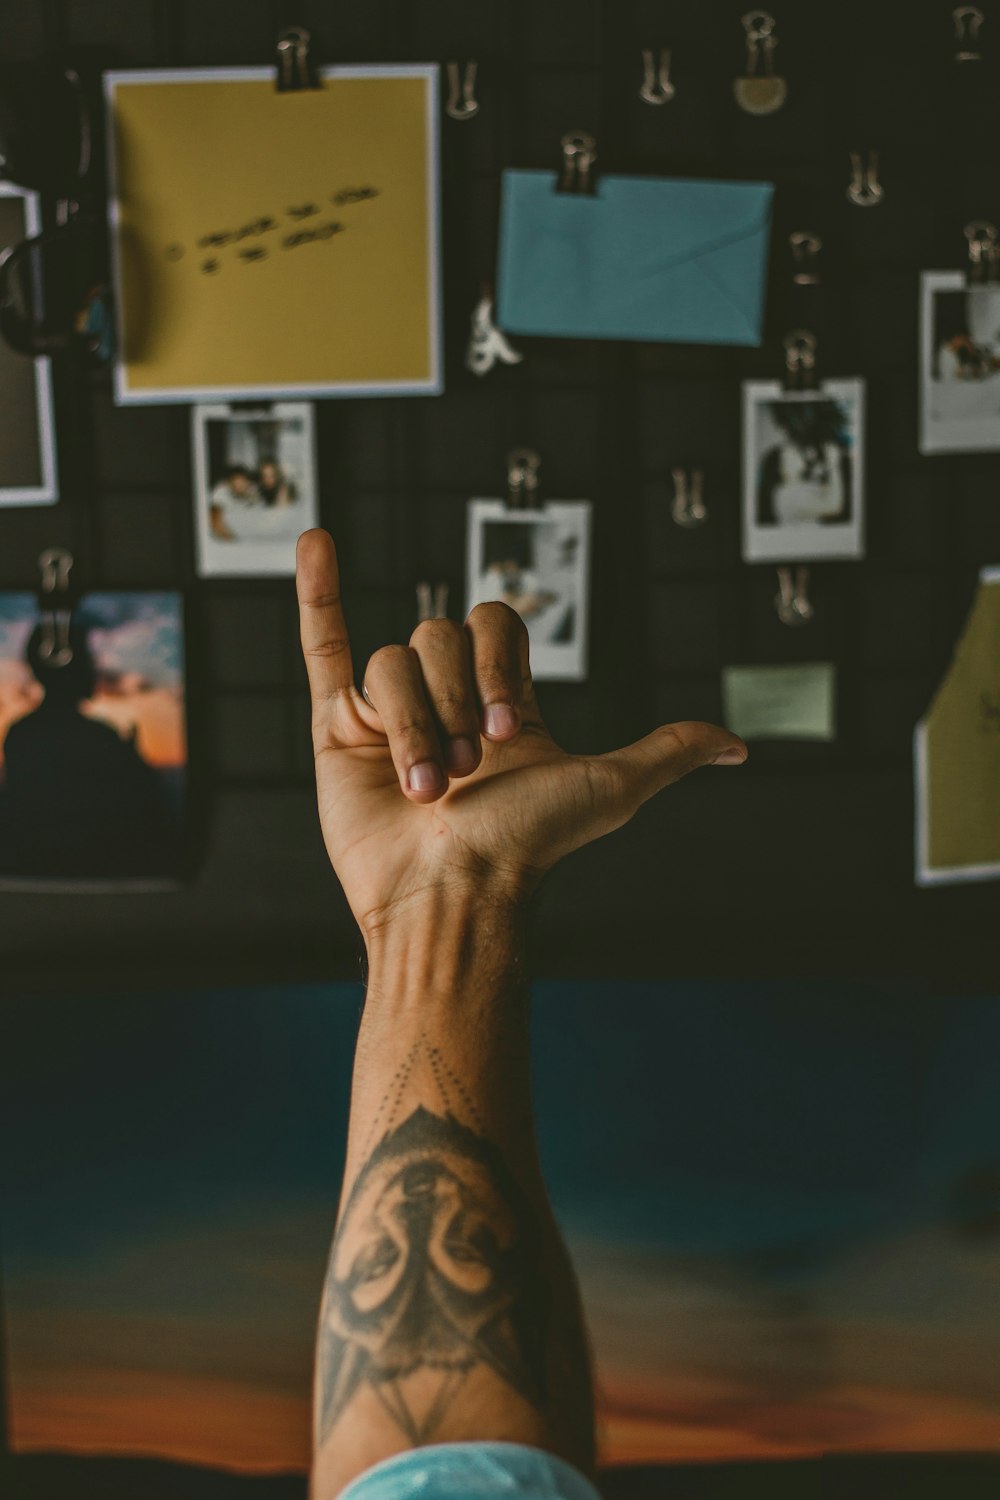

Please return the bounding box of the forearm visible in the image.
[311,896,595,1497]
[345,897,537,1189]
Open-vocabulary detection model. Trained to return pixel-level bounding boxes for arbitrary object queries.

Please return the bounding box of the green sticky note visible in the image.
[722,663,836,741]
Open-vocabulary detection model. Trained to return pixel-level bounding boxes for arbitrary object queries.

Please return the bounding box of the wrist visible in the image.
[362,886,529,1010]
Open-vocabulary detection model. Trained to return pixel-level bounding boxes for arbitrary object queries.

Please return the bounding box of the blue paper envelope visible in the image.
[496,170,773,346]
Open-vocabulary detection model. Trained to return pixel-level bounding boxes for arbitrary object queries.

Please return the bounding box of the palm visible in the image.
[315,688,599,930]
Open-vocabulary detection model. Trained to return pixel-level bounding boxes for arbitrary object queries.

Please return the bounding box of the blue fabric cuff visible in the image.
[337,1440,602,1500]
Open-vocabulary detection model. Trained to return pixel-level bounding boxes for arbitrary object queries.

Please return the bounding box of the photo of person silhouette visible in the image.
[0,593,186,883]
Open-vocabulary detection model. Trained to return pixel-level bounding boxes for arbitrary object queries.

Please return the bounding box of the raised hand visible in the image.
[296,529,746,938]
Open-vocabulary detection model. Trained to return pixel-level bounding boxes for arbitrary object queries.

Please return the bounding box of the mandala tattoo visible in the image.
[316,1104,549,1446]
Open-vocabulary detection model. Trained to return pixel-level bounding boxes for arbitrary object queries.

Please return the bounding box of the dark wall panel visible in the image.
[0,0,996,990]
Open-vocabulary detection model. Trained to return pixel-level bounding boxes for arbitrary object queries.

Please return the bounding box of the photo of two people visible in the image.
[193,402,318,575]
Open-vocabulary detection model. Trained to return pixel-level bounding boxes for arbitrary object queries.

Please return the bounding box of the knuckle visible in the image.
[391,717,433,747]
[659,722,702,765]
[468,599,526,637]
[365,642,412,679]
[433,687,476,723]
[410,616,463,649]
[478,651,519,690]
[304,633,350,661]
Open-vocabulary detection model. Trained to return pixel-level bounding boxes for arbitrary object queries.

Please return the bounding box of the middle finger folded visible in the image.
[408,617,482,777]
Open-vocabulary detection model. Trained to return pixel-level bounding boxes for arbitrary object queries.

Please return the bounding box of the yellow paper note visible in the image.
[915,567,1000,884]
[106,67,440,402]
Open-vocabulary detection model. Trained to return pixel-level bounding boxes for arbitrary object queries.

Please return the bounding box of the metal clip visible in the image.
[37,546,74,666]
[783,329,819,391]
[506,448,541,510]
[466,288,524,376]
[735,11,787,114]
[790,231,822,286]
[276,27,314,92]
[954,6,984,61]
[774,565,814,627]
[965,220,999,284]
[416,582,449,622]
[671,468,709,529]
[557,132,598,195]
[847,149,884,207]
[639,48,675,104]
[445,61,479,120]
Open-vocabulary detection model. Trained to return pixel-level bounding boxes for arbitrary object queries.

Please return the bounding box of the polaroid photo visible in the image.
[466,500,592,681]
[920,270,1000,453]
[0,183,58,506]
[0,590,188,890]
[193,401,319,576]
[742,379,865,563]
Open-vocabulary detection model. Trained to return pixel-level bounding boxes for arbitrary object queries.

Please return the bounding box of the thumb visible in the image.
[599,720,747,814]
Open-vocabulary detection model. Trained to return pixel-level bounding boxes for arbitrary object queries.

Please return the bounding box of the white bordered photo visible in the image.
[192,402,319,577]
[465,500,592,681]
[920,270,1000,453]
[0,183,58,507]
[742,379,865,563]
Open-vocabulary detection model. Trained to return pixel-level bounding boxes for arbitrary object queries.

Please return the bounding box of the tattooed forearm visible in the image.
[316,1102,549,1448]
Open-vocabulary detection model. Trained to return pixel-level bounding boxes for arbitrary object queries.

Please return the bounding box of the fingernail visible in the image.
[446,736,477,772]
[484,703,519,738]
[408,761,444,792]
[713,748,748,766]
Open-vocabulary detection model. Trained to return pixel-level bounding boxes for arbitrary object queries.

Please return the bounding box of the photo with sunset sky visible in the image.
[2,982,998,1488]
[0,591,186,884]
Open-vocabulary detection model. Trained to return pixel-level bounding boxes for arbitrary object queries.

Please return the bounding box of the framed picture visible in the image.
[742,379,866,563]
[0,590,187,889]
[105,66,441,404]
[192,402,319,577]
[920,270,1000,454]
[466,500,592,681]
[0,183,58,506]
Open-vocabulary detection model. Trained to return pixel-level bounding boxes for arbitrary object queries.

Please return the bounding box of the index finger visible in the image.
[296,529,355,707]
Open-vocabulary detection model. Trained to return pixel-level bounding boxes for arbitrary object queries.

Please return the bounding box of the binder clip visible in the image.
[416,582,449,622]
[847,149,884,208]
[790,231,822,286]
[556,133,598,195]
[953,6,984,62]
[783,329,819,392]
[774,565,814,627]
[639,49,675,105]
[965,221,999,284]
[671,467,708,529]
[36,546,76,666]
[505,448,541,510]
[734,11,787,116]
[275,27,320,92]
[445,61,479,120]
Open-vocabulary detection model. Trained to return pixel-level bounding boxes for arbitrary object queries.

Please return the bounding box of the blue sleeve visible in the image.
[337,1441,603,1500]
